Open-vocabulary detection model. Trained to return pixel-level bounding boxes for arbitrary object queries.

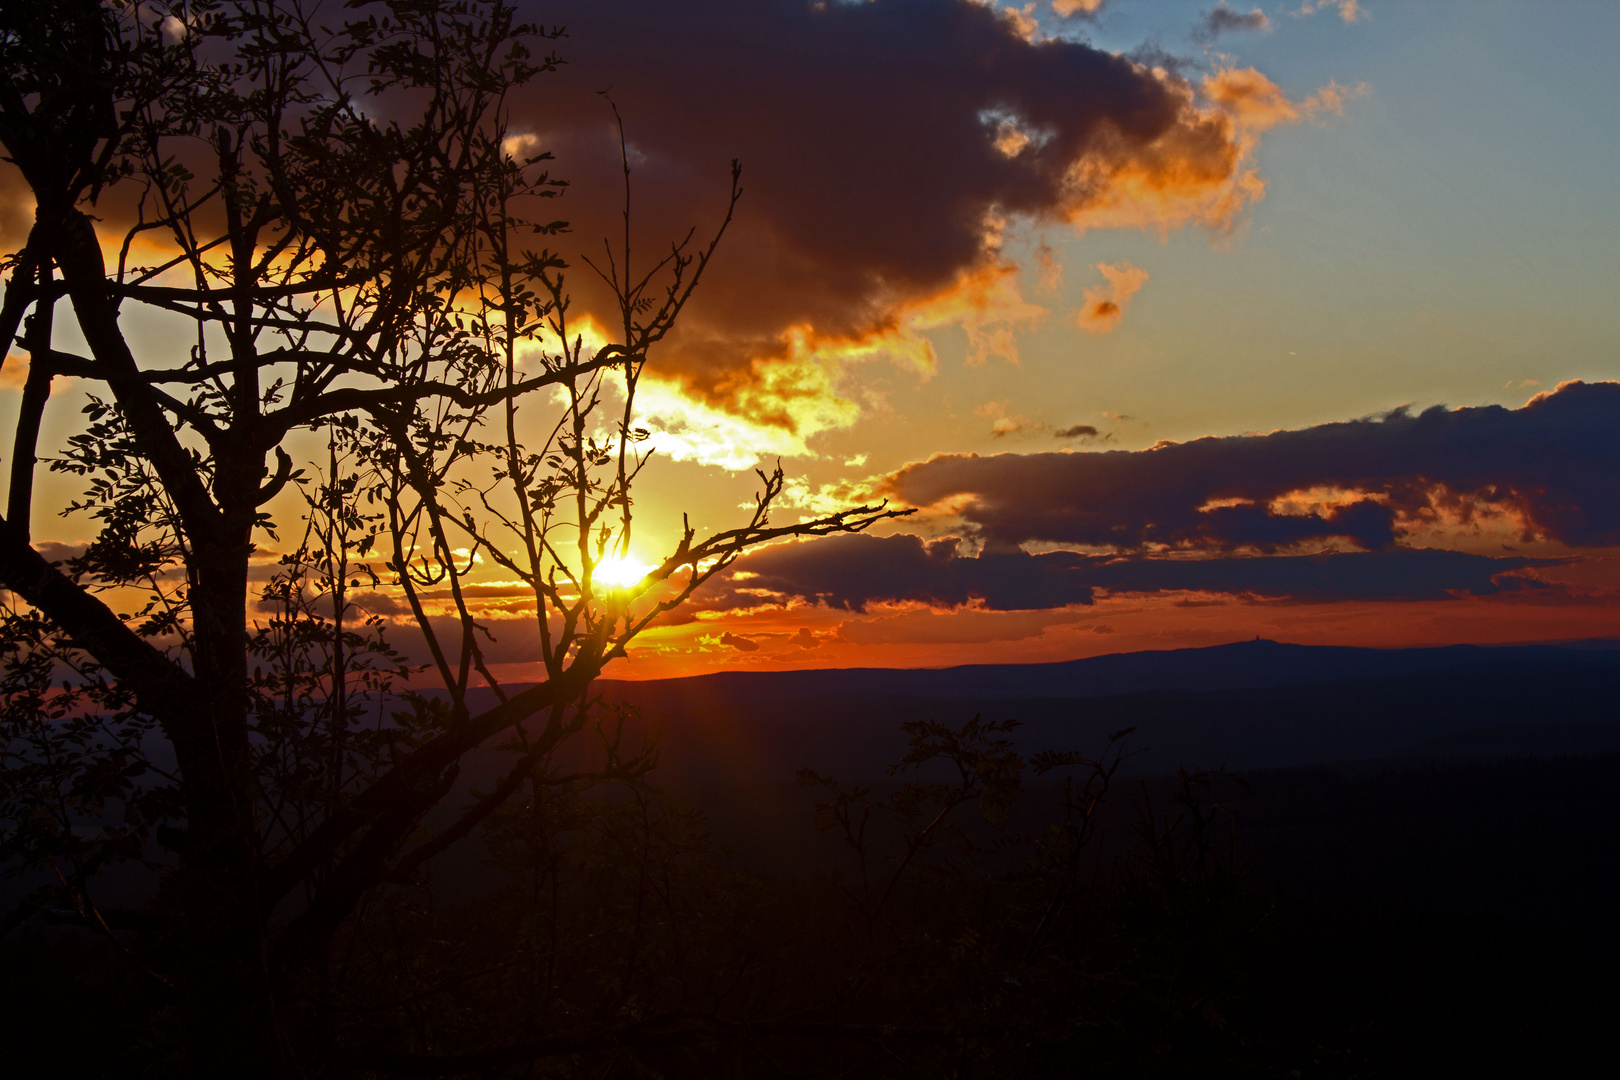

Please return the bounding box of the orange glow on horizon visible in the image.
[579,562,1620,682]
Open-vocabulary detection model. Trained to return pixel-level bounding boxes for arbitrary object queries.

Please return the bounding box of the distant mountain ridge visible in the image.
[551,638,1620,781]
[596,636,1620,705]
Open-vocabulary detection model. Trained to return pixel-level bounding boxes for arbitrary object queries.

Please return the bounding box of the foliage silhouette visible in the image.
[0,1,901,1071]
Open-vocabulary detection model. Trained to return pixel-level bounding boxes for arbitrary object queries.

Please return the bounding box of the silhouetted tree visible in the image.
[0,2,900,1073]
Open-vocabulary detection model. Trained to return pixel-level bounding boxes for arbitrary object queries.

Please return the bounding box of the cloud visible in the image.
[1077,261,1149,333]
[603,258,1048,468]
[998,2,1041,41]
[29,540,89,564]
[0,356,74,395]
[1203,68,1361,132]
[890,381,1620,551]
[719,631,760,652]
[627,352,860,468]
[1080,548,1554,603]
[789,627,821,649]
[904,259,1048,368]
[698,533,1096,612]
[976,399,1029,437]
[0,356,27,392]
[692,532,1558,612]
[1194,4,1271,43]
[523,0,1318,448]
[1298,0,1363,24]
[1054,424,1101,440]
[1052,0,1107,18]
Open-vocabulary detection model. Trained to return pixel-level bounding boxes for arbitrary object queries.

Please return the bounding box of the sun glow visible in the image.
[593,553,657,591]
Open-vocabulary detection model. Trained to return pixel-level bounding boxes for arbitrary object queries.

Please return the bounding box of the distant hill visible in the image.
[560,638,1620,781]
[598,636,1620,704]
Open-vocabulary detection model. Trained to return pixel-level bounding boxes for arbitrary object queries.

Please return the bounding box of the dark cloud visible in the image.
[524,0,1270,415]
[720,631,760,652]
[695,532,1557,612]
[30,541,88,564]
[1082,548,1555,604]
[1054,424,1100,440]
[1194,3,1270,44]
[1194,498,1397,552]
[716,533,1095,611]
[890,381,1620,551]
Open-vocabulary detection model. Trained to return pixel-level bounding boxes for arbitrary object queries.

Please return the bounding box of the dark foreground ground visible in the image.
[5,640,1619,1076]
[677,753,1620,1077]
[6,750,1616,1077]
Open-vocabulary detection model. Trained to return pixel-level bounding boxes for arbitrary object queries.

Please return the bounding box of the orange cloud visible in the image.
[1077,261,1149,334]
[999,3,1040,41]
[976,399,1029,437]
[1205,67,1365,131]
[905,259,1048,368]
[0,355,27,392]
[1059,67,1361,238]
[644,345,864,467]
[622,259,1049,468]
[1053,94,1256,235]
[0,355,73,395]
[1299,0,1363,25]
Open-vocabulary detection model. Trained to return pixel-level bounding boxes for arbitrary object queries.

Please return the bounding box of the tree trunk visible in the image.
[168,511,280,1075]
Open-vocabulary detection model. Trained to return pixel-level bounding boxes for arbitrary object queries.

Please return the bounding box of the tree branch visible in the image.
[0,512,197,722]
[52,209,224,538]
[260,654,604,910]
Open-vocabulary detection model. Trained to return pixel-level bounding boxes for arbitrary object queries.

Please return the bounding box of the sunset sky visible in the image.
[9,0,1620,680]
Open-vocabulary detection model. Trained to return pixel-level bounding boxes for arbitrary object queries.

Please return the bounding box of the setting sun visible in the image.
[593,553,656,590]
